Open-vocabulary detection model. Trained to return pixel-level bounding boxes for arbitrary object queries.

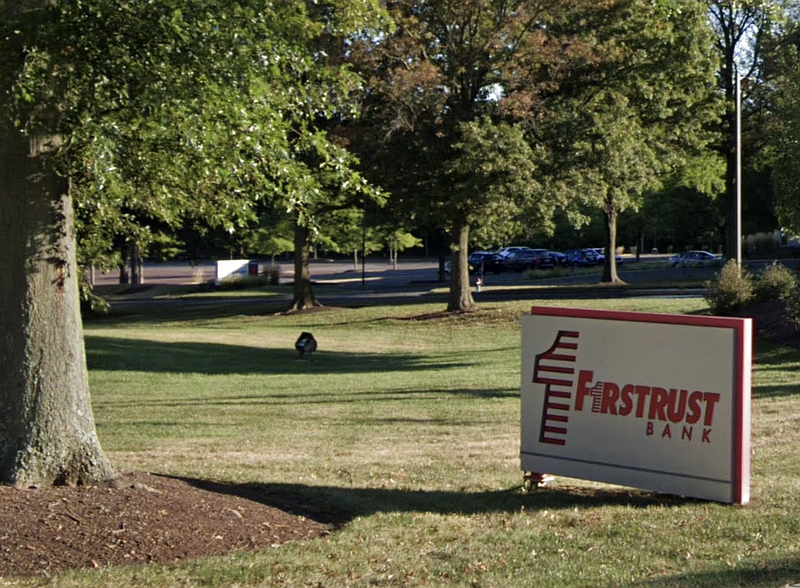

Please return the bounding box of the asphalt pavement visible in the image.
[95,255,723,311]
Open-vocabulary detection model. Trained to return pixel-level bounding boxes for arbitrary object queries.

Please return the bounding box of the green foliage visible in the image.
[541,0,719,281]
[545,0,718,209]
[772,47,800,235]
[755,262,797,303]
[386,229,422,253]
[446,117,546,243]
[705,259,755,315]
[1,0,386,267]
[247,231,294,259]
[78,271,110,317]
[785,286,800,331]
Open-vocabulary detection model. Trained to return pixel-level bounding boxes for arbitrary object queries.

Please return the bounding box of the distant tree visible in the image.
[442,117,545,309]
[541,0,719,283]
[705,0,789,256]
[385,229,423,269]
[354,0,575,311]
[772,44,800,234]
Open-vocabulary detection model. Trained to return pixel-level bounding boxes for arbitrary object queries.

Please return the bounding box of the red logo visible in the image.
[534,331,720,445]
[533,330,580,445]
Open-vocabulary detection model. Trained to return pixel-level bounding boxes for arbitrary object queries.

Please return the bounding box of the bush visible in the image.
[216,275,269,290]
[786,290,800,330]
[705,260,755,315]
[755,262,797,303]
[262,266,280,285]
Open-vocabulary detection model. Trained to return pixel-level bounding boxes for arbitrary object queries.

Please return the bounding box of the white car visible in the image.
[669,250,723,268]
[496,246,532,259]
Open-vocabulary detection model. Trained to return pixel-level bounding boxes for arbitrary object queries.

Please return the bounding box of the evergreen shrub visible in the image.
[705,260,754,315]
[755,262,797,303]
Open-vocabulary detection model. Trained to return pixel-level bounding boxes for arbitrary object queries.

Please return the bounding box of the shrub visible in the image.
[705,260,755,315]
[755,262,797,303]
[262,266,281,285]
[786,290,800,330]
[216,275,269,290]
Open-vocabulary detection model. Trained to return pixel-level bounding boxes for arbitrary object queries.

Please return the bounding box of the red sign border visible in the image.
[529,306,752,505]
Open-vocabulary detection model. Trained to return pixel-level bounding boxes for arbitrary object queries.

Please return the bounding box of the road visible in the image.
[94,255,797,308]
[92,255,754,288]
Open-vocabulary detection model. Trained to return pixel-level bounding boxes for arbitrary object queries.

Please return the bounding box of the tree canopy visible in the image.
[0,0,385,485]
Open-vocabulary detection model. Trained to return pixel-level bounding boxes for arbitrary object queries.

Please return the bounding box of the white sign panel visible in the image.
[215,259,256,285]
[521,306,752,504]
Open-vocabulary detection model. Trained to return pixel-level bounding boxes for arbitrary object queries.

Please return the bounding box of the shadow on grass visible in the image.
[86,336,473,375]
[92,387,518,411]
[87,287,447,327]
[628,556,800,588]
[167,476,692,527]
[753,339,800,399]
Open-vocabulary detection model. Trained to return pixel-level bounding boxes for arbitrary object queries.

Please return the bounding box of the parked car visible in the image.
[503,249,555,272]
[564,249,599,266]
[550,251,569,266]
[669,250,723,268]
[496,246,532,259]
[468,252,505,274]
[590,248,623,264]
[444,252,505,275]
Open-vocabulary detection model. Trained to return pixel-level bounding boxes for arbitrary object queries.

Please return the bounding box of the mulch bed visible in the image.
[0,472,330,577]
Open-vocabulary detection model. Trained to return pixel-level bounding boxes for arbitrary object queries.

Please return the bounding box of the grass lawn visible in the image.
[11,294,800,587]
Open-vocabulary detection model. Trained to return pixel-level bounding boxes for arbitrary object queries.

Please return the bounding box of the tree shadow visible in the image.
[627,556,800,588]
[85,336,473,375]
[752,339,800,398]
[162,476,693,528]
[92,386,518,411]
[87,288,448,327]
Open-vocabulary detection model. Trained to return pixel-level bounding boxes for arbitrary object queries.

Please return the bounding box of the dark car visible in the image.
[564,249,598,266]
[590,248,623,264]
[503,249,555,272]
[444,252,505,275]
[550,251,569,266]
[468,252,505,274]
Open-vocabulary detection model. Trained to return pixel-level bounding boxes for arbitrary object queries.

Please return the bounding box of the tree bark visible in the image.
[601,203,623,284]
[0,126,117,487]
[289,220,320,311]
[446,218,474,312]
[130,244,143,286]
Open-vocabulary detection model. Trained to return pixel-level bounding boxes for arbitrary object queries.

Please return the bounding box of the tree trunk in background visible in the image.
[601,204,622,284]
[0,125,118,487]
[446,219,474,312]
[130,244,143,285]
[290,221,319,310]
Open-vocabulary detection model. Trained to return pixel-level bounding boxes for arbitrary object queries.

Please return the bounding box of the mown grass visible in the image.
[7,295,800,588]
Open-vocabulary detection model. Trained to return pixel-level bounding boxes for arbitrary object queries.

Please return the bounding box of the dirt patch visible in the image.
[0,472,330,577]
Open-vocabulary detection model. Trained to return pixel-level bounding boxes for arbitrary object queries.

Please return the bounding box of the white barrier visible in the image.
[215,259,258,285]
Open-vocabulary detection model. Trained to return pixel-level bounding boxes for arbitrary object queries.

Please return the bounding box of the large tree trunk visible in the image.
[446,219,474,312]
[130,244,143,286]
[289,221,320,311]
[0,126,117,487]
[601,203,623,284]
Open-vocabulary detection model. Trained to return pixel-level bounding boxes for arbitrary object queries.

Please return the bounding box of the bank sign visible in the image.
[521,306,752,505]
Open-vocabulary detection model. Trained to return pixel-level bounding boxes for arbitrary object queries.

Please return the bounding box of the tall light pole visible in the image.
[735,72,742,269]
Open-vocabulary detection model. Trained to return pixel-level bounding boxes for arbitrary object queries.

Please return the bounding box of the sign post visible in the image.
[521,306,752,504]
